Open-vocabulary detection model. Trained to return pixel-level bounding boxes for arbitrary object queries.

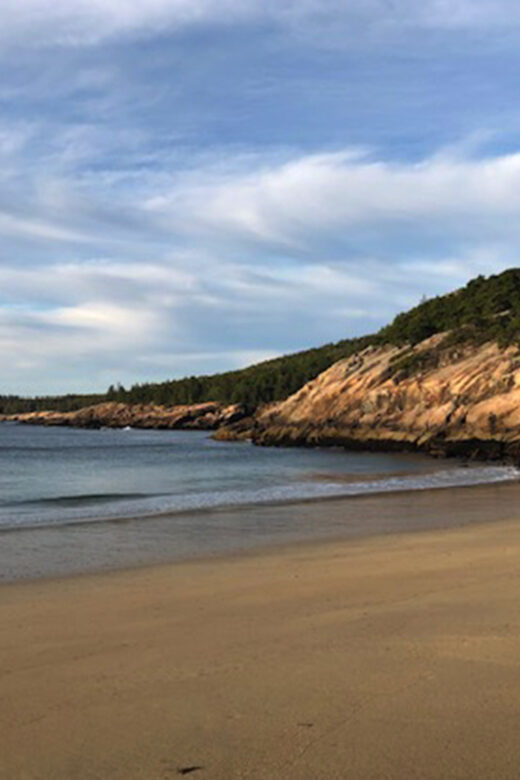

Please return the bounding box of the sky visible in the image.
[3,0,520,395]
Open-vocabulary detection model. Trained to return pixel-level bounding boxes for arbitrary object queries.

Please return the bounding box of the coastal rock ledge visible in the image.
[1,401,246,431]
[215,335,520,462]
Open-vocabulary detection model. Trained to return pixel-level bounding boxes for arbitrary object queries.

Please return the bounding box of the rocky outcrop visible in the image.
[214,335,520,461]
[8,333,520,461]
[1,401,246,431]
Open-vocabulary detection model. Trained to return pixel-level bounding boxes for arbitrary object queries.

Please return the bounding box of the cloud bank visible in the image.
[1,139,517,393]
[1,0,520,394]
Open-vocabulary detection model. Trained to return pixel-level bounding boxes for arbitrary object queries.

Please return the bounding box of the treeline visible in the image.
[107,335,375,408]
[3,268,520,414]
[0,393,104,415]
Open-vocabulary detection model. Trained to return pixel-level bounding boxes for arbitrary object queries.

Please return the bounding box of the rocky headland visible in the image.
[7,335,520,461]
[215,334,520,461]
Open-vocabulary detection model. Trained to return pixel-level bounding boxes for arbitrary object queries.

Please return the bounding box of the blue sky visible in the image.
[3,0,520,394]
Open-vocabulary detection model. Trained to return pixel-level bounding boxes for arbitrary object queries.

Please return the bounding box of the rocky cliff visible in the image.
[215,334,520,461]
[2,401,246,431]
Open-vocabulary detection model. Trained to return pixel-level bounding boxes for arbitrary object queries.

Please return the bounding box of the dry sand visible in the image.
[3,496,520,778]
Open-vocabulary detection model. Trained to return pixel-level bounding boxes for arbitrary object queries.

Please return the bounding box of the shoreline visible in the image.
[2,477,520,584]
[6,415,520,465]
[2,461,515,535]
[3,513,520,778]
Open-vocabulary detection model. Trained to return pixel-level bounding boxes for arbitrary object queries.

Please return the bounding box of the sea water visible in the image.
[1,422,517,530]
[0,423,517,580]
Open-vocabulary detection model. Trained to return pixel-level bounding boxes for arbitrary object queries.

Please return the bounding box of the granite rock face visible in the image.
[2,401,246,431]
[215,335,520,460]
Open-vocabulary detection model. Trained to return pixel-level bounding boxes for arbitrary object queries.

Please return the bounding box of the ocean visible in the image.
[0,423,517,580]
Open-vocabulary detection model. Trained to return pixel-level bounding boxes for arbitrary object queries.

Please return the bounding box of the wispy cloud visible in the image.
[2,0,520,50]
[1,133,519,394]
[143,148,520,252]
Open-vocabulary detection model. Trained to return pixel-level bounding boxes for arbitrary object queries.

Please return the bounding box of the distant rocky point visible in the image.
[1,401,246,431]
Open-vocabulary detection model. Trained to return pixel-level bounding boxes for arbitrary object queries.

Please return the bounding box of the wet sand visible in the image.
[3,485,520,778]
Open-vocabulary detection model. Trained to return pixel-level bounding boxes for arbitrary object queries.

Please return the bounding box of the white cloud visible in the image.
[44,301,156,335]
[1,142,519,394]
[144,149,520,249]
[1,0,519,49]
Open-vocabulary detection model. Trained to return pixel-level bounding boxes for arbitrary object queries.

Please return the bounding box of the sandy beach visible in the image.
[3,490,520,778]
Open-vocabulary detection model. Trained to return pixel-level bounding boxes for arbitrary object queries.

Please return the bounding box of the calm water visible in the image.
[0,423,517,530]
[0,423,518,580]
